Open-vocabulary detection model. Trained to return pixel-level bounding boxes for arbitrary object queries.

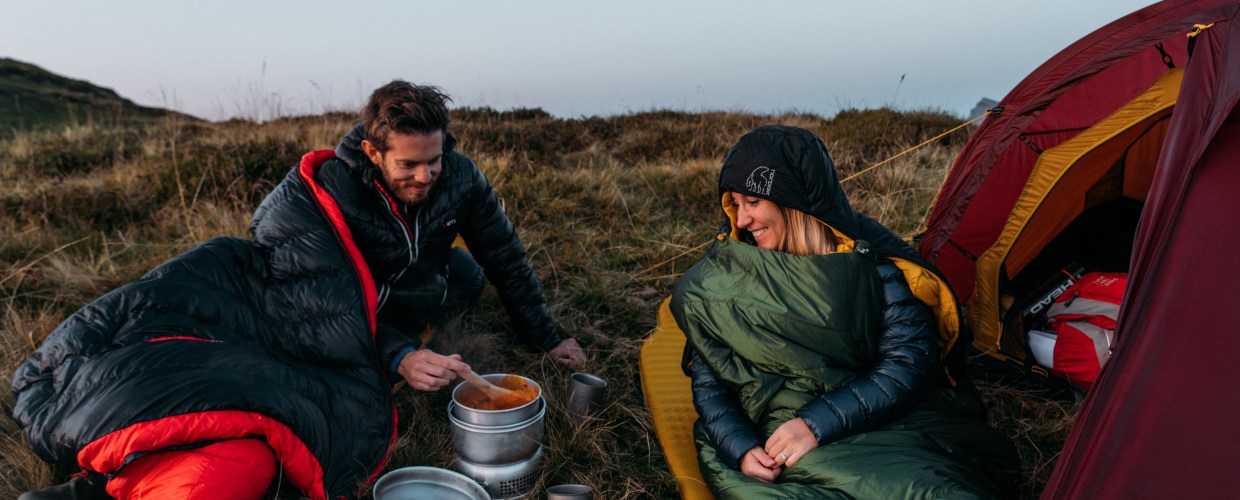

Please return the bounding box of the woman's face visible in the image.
[731,192,785,251]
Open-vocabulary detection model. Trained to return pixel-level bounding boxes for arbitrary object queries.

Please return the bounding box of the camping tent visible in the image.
[919,0,1240,496]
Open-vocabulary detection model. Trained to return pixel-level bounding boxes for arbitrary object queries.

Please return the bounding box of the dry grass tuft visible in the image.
[978,381,1082,497]
[0,107,1076,499]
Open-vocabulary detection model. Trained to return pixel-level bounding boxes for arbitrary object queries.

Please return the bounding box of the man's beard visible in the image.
[396,180,435,205]
[379,168,436,205]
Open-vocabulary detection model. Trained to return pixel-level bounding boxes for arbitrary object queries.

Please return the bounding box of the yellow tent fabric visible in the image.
[639,297,714,500]
[971,68,1182,360]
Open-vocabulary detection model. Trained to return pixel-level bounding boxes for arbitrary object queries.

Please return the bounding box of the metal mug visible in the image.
[546,483,592,500]
[565,372,607,422]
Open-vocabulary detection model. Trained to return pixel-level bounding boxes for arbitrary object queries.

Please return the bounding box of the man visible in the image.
[324,81,586,389]
[11,81,584,499]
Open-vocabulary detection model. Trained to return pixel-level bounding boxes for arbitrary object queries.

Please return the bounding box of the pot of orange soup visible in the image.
[449,374,545,466]
[450,373,542,426]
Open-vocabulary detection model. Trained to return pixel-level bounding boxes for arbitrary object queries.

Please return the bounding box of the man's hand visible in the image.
[396,350,470,391]
[765,417,817,467]
[739,446,781,482]
[548,338,587,369]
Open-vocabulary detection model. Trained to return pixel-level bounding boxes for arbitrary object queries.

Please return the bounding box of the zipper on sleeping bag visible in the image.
[397,205,421,282]
[144,336,222,343]
[372,179,420,284]
[385,204,419,283]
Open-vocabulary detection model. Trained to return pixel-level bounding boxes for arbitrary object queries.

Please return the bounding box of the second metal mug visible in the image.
[565,372,607,421]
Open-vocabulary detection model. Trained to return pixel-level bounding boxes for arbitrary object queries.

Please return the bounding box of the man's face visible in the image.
[363,130,444,205]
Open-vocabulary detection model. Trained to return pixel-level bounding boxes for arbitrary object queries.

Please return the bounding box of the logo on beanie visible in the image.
[746,166,774,196]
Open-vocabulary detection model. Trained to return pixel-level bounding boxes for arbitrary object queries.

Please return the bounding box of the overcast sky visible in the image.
[3,1,1153,121]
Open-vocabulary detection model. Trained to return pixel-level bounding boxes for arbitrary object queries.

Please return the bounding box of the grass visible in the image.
[0,107,1075,499]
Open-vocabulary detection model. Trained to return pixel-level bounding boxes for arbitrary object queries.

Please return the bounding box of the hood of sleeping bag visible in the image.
[715,124,967,371]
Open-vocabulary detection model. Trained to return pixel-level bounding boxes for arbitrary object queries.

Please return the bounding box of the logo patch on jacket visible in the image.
[746,166,774,196]
[441,219,457,229]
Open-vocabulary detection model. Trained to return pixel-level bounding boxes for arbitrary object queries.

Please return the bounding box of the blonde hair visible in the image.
[778,207,838,256]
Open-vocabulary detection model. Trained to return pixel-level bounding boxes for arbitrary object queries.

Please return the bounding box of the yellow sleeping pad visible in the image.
[639,297,714,500]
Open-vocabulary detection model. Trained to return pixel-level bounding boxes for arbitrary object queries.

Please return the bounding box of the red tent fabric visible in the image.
[917,0,1240,496]
[919,0,1235,301]
[1044,10,1240,498]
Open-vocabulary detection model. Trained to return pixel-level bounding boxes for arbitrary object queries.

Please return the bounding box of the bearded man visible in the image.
[317,81,586,389]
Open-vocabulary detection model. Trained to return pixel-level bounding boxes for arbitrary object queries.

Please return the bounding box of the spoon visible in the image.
[457,367,517,401]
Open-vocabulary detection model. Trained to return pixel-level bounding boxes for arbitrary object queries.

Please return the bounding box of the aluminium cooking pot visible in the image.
[450,373,543,426]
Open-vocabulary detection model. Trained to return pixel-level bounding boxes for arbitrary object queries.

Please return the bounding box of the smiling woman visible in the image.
[672,125,1020,499]
[731,193,842,256]
[729,194,785,251]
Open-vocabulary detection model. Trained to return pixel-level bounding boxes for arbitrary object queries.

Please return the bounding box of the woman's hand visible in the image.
[765,417,817,467]
[739,446,782,482]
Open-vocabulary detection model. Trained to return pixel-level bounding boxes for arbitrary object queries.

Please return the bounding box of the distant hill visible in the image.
[0,57,197,132]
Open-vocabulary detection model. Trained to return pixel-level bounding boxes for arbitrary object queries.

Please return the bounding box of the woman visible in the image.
[672,125,1019,499]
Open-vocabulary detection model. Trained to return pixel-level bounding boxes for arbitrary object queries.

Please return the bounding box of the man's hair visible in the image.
[778,207,838,256]
[362,81,452,152]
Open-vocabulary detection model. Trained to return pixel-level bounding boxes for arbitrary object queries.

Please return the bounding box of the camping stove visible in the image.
[453,446,543,499]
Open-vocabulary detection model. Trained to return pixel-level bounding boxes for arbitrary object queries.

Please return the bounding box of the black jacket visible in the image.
[324,125,562,371]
